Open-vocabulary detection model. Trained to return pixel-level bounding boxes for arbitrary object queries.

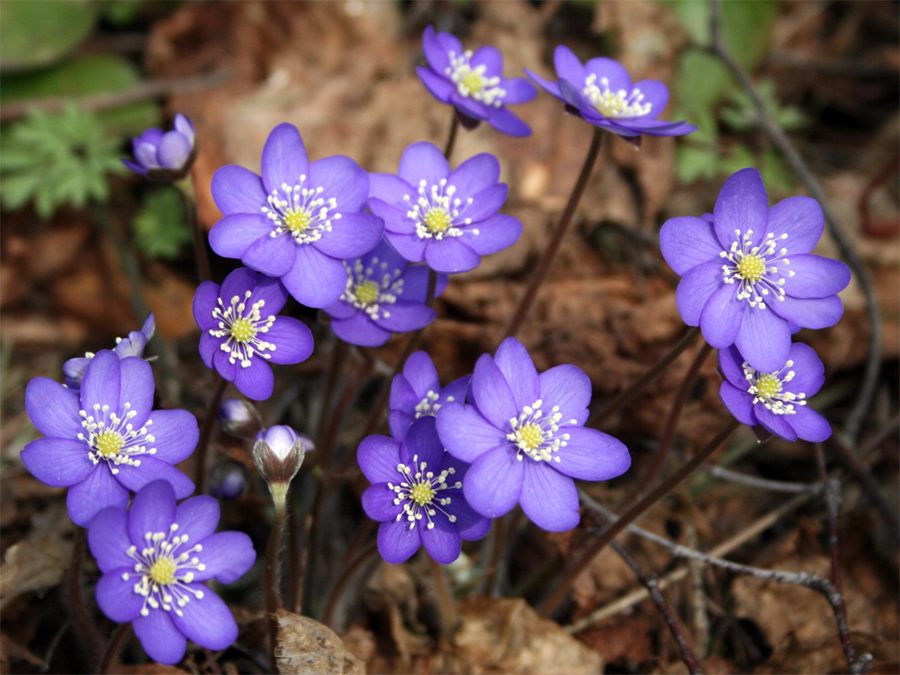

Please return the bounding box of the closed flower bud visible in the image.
[123,113,197,181]
[253,425,306,487]
[218,398,263,439]
[209,461,247,500]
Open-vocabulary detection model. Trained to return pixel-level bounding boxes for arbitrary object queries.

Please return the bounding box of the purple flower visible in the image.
[525,46,695,138]
[660,168,851,373]
[21,351,197,527]
[323,239,449,347]
[123,114,196,180]
[718,342,831,443]
[368,142,522,274]
[417,26,537,137]
[208,123,385,308]
[435,338,630,532]
[358,417,491,564]
[63,313,156,390]
[389,351,470,441]
[88,480,256,665]
[193,268,314,401]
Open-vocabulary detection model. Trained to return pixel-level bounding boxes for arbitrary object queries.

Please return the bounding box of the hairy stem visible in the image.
[97,623,132,675]
[444,111,460,161]
[265,485,289,673]
[67,528,103,662]
[178,176,211,284]
[194,375,229,493]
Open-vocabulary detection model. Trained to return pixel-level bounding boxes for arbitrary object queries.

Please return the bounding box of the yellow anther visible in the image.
[149,557,176,585]
[424,208,452,233]
[461,70,485,94]
[736,254,766,282]
[756,373,782,400]
[516,423,544,451]
[409,482,436,506]
[95,431,124,457]
[230,317,256,343]
[354,280,380,305]
[284,209,311,234]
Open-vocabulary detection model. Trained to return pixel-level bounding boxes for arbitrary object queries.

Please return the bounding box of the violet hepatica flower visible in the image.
[22,351,197,527]
[323,239,449,347]
[389,351,470,442]
[660,168,851,373]
[88,480,256,665]
[358,416,491,564]
[525,46,695,138]
[193,267,314,401]
[368,142,522,274]
[123,114,197,180]
[436,338,630,532]
[208,123,384,308]
[63,313,156,390]
[718,342,831,443]
[417,26,537,137]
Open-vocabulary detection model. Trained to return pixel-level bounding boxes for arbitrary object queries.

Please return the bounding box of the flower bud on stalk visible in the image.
[218,398,264,439]
[253,425,307,504]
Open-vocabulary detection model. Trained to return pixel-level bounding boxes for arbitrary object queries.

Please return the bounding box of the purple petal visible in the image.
[116,457,195,500]
[436,401,506,463]
[425,238,481,273]
[388,410,416,441]
[441,376,470,407]
[734,307,792,374]
[394,265,442,305]
[782,343,825,397]
[769,293,844,330]
[362,483,403,522]
[118,356,154,428]
[128,480,177,544]
[450,92,489,120]
[463,445,523,519]
[175,495,220,543]
[260,123,310,195]
[332,313,392,347]
[420,516,462,564]
[358,435,402,484]
[170,586,239,652]
[377,519,422,564]
[323,298,358,321]
[144,409,199,464]
[421,26,450,73]
[310,155,369,213]
[788,406,831,442]
[385,231,428,263]
[753,406,798,442]
[780,255,851,299]
[66,466,129,527]
[80,351,120,416]
[519,462,580,532]
[135,142,159,169]
[494,337,540,411]
[767,196,824,254]
[368,174,415,208]
[434,30,462,56]
[660,217,723,275]
[312,212,384,259]
[209,213,273,259]
[398,142,450,188]
[136,128,164,147]
[133,610,187,666]
[461,183,508,222]
[632,79,669,119]
[719,382,756,426]
[376,302,436,333]
[88,507,133,572]
[538,365,592,425]
[264,317,314,365]
[211,165,266,216]
[446,497,491,541]
[174,113,194,142]
[713,168,769,249]
[417,66,455,103]
[192,532,255,583]
[25,377,81,439]
[699,284,744,348]
[280,245,347,308]
[219,267,257,303]
[554,45,586,85]
[234,361,274,401]
[249,272,289,312]
[584,56,633,93]
[95,569,144,623]
[370,198,417,235]
[242,232,296,277]
[459,213,522,255]
[157,130,192,169]
[524,67,562,100]
[718,345,747,387]
[487,107,532,137]
[557,78,593,113]
[501,78,537,105]
[213,347,238,382]
[399,416,444,469]
[470,45,503,74]
[448,153,501,202]
[676,260,723,326]
[471,354,519,429]
[193,282,221,332]
[21,438,93,487]
[554,427,630,481]
[402,352,439,398]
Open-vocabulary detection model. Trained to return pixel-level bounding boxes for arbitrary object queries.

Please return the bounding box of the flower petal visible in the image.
[488,108,532,137]
[377,519,422,564]
[463,445,523,519]
[398,142,449,188]
[389,410,416,441]
[734,307,791,374]
[421,26,450,73]
[362,483,403,522]
[368,175,415,210]
[718,345,747,388]
[264,317,314,365]
[175,495,220,543]
[193,281,222,331]
[768,294,844,330]
[385,231,428,263]
[310,155,369,213]
[783,343,825,397]
[21,438,93,487]
[95,568,145,623]
[470,45,503,75]
[144,409,199,464]
[80,350,120,416]
[494,338,540,411]
[333,313,391,347]
[699,284,744,348]
[420,516,462,564]
[234,361,274,401]
[719,382,756,426]
[116,457,195,501]
[157,130,192,170]
[448,153,501,202]
[209,213,273,259]
[127,480,177,544]
[436,401,506,463]
[461,184,508,223]
[788,405,832,442]
[471,354,518,429]
[211,165,266,216]
[538,365,591,426]
[261,123,310,195]
[632,79,669,119]
[425,238,481,274]
[402,351,440,398]
[376,302,436,333]
[358,435,402,484]
[67,466,129,527]
[25,377,81,439]
[502,77,538,104]
[713,168,769,249]
[416,65,455,103]
[519,462,580,532]
[676,260,723,326]
[524,67,562,100]
[399,416,443,469]
[660,217,723,275]
[554,45,586,85]
[118,356,154,428]
[767,196,823,254]
[213,348,238,383]
[753,406,798,442]
[780,254,851,299]
[554,427,630,481]
[192,531,256,583]
[133,610,187,666]
[88,507,133,572]
[459,213,522,255]
[445,497,492,541]
[312,212,384,259]
[242,231,297,277]
[281,245,348,308]
[171,586,239,652]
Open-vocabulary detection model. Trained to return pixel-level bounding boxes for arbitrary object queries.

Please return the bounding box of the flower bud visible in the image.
[123,113,197,182]
[253,425,306,487]
[218,399,263,439]
[209,461,247,500]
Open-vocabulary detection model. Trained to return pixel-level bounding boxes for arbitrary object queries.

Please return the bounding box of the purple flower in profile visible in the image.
[718,342,831,443]
[88,481,256,665]
[208,123,384,308]
[193,268,314,401]
[323,239,449,347]
[525,46,695,138]
[660,168,851,373]
[417,26,537,137]
[389,351,470,441]
[21,351,196,527]
[436,338,630,532]
[63,313,156,390]
[358,417,491,564]
[123,114,196,180]
[368,142,522,274]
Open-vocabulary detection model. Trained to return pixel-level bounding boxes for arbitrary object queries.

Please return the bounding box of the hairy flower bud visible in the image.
[253,425,307,488]
[218,398,263,439]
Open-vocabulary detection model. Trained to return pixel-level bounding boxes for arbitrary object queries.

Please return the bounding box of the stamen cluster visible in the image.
[263,176,341,245]
[582,74,651,118]
[388,453,461,530]
[446,50,506,106]
[506,399,577,463]
[405,178,475,241]
[78,402,157,473]
[208,290,277,367]
[720,229,794,308]
[742,359,807,415]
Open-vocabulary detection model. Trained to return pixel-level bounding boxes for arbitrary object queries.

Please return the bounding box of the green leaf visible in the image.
[676,144,719,183]
[719,145,756,177]
[131,188,192,260]
[675,48,736,118]
[760,148,795,196]
[0,1,98,72]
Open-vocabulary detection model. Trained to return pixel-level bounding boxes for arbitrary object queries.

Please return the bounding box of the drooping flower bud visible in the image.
[253,425,307,489]
[123,113,197,181]
[218,398,264,439]
[209,461,247,500]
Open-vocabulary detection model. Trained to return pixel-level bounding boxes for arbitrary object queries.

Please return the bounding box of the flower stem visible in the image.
[539,418,740,617]
[501,127,605,342]
[444,111,460,161]
[67,527,103,662]
[178,175,211,284]
[590,327,701,428]
[317,340,349,442]
[428,555,459,637]
[98,623,132,675]
[265,484,289,673]
[194,375,229,493]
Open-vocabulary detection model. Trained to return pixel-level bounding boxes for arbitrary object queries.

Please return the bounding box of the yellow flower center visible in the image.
[230,317,256,343]
[409,481,436,506]
[736,254,766,282]
[353,280,380,305]
[461,70,485,94]
[95,430,124,457]
[424,207,452,233]
[755,373,782,400]
[149,557,176,585]
[284,209,311,235]
[516,423,545,451]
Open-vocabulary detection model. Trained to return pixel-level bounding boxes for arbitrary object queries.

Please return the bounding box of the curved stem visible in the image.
[539,419,740,617]
[194,375,229,493]
[178,175,211,284]
[265,487,288,673]
[321,542,378,629]
[590,327,701,428]
[444,111,460,161]
[501,127,604,342]
[97,623,132,675]
[68,528,103,661]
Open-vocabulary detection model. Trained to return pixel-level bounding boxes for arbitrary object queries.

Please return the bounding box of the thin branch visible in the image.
[695,460,823,494]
